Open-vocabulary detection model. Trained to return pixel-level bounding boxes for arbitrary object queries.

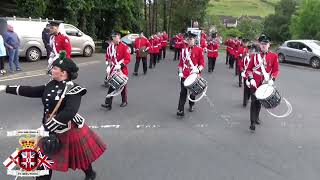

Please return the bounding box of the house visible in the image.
[219,16,238,28]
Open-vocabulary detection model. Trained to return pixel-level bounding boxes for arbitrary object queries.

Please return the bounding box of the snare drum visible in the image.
[255,84,281,109]
[184,74,207,96]
[107,71,128,90]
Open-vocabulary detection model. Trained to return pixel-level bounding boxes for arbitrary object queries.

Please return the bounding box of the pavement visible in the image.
[0,51,319,180]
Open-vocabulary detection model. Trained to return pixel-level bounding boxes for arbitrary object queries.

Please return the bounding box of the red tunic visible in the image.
[178,46,205,78]
[245,51,280,90]
[161,33,168,48]
[238,47,249,72]
[51,33,72,58]
[207,41,220,58]
[105,42,131,76]
[133,37,150,58]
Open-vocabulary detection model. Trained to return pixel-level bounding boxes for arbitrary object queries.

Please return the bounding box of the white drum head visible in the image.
[184,74,197,87]
[255,84,274,99]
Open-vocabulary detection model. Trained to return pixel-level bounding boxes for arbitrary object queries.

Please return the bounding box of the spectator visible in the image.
[0,34,6,75]
[4,24,21,73]
[42,23,51,58]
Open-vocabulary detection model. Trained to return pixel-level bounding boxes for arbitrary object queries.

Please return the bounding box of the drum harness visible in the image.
[105,44,128,98]
[254,54,292,118]
[182,48,208,103]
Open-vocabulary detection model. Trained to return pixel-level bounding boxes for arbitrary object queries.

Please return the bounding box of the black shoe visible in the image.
[143,72,147,75]
[242,103,247,107]
[120,102,128,107]
[84,171,96,180]
[249,124,255,131]
[176,110,184,117]
[101,104,112,110]
[255,118,261,125]
[188,106,194,112]
[239,84,242,87]
[133,72,138,76]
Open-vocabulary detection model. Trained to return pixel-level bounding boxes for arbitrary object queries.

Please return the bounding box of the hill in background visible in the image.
[207,0,280,17]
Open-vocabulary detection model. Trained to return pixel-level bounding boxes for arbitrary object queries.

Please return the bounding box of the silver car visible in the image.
[276,40,320,69]
[6,18,95,62]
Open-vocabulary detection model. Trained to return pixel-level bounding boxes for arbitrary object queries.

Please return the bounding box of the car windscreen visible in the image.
[308,41,320,50]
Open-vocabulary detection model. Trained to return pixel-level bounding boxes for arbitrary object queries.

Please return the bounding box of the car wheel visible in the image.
[310,57,320,69]
[26,47,41,62]
[278,53,285,63]
[83,46,93,57]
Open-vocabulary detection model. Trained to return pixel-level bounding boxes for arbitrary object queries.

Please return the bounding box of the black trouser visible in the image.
[229,55,235,69]
[149,53,157,68]
[238,72,242,87]
[159,49,162,60]
[235,59,239,75]
[105,85,127,106]
[162,47,166,59]
[45,44,51,58]
[178,78,195,111]
[174,48,180,61]
[134,57,147,74]
[0,56,5,70]
[243,81,251,106]
[250,93,261,125]
[226,50,229,64]
[36,164,94,180]
[208,57,216,72]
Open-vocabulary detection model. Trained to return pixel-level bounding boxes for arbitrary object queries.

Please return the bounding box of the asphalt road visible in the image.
[0,51,319,180]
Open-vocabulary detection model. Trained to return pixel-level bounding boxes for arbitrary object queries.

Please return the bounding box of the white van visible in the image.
[4,17,95,61]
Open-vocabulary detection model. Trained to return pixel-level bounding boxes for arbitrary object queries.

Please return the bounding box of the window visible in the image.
[64,25,79,36]
[297,43,312,52]
[287,42,299,49]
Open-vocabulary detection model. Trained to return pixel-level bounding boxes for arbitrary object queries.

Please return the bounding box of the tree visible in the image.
[222,28,243,39]
[17,0,46,18]
[290,0,320,39]
[263,0,297,42]
[237,19,263,40]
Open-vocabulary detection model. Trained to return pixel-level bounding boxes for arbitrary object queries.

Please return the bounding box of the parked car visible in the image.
[121,33,139,54]
[3,17,95,62]
[276,40,320,69]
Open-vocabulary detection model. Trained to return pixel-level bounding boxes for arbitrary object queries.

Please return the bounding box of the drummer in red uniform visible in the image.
[177,32,205,117]
[133,31,150,75]
[101,30,131,110]
[48,21,72,70]
[245,34,279,131]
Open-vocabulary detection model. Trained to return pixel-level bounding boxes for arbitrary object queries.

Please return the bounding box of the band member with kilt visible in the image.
[133,31,150,75]
[206,33,220,72]
[177,32,205,117]
[101,30,130,110]
[245,34,279,131]
[0,52,106,180]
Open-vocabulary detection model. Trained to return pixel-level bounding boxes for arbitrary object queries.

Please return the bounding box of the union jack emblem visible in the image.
[37,151,54,170]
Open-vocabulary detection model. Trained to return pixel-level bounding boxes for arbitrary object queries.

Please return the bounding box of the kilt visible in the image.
[40,123,107,172]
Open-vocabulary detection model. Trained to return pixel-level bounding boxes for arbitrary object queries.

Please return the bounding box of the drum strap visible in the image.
[253,54,270,81]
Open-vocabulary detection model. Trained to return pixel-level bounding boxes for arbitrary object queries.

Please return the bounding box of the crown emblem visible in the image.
[19,135,37,149]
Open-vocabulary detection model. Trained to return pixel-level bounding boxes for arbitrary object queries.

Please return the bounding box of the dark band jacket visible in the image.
[6,80,87,134]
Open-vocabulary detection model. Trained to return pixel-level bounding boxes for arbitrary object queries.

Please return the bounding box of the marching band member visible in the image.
[234,37,242,76]
[173,33,183,61]
[157,32,163,61]
[0,52,106,180]
[237,38,249,87]
[245,34,279,131]
[149,35,157,69]
[206,33,220,72]
[177,32,205,117]
[133,31,150,75]
[224,36,232,65]
[161,31,168,59]
[101,30,131,110]
[48,21,71,71]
